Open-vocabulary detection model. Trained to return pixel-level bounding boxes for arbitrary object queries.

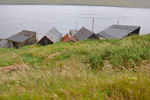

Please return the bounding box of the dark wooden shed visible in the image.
[97,24,140,39]
[74,27,99,41]
[7,30,36,48]
[38,28,62,46]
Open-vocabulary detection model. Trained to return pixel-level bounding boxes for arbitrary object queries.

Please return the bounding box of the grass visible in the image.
[0,34,150,99]
[0,0,150,8]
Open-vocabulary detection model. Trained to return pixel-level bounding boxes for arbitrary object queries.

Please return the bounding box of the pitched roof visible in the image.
[7,30,36,43]
[0,39,8,47]
[62,34,78,42]
[62,34,70,42]
[69,30,77,36]
[70,35,78,42]
[0,38,4,41]
[74,27,93,41]
[97,25,140,39]
[7,35,29,43]
[44,28,62,43]
[17,30,36,37]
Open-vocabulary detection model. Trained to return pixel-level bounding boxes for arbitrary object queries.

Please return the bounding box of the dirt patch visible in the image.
[45,52,60,59]
[144,63,150,73]
[0,63,25,73]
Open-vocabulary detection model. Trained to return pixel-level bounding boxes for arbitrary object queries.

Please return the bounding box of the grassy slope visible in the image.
[0,34,150,99]
[0,0,150,8]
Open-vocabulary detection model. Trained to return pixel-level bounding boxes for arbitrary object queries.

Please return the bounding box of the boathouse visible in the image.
[74,27,99,41]
[62,34,78,42]
[97,24,140,39]
[38,28,62,45]
[0,39,8,48]
[7,30,36,48]
[69,30,77,36]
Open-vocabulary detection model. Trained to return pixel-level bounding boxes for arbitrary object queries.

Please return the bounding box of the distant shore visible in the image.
[0,4,150,9]
[0,0,150,8]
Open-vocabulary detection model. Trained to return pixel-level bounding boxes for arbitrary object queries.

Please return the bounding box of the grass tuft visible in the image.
[0,34,150,99]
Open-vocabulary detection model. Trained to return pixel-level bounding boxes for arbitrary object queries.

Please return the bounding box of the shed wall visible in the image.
[88,34,99,40]
[7,34,36,48]
[62,34,70,42]
[38,36,53,46]
[125,27,140,37]
[25,34,36,45]
[8,41,23,48]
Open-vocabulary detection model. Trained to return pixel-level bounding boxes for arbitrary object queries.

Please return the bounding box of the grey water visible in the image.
[0,5,150,39]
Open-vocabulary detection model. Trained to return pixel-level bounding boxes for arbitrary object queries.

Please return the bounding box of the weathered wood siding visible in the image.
[88,33,99,40]
[38,36,53,46]
[8,34,36,48]
[25,34,36,45]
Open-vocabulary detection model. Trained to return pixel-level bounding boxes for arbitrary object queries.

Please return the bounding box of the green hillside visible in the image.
[0,34,150,99]
[0,0,150,8]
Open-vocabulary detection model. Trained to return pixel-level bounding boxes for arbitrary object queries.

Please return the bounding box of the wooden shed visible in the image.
[74,27,99,41]
[38,28,62,46]
[69,30,77,36]
[7,30,36,48]
[97,24,140,39]
[0,39,8,48]
[62,34,78,42]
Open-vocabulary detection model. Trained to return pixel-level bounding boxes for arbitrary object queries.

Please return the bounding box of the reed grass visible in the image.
[0,34,150,99]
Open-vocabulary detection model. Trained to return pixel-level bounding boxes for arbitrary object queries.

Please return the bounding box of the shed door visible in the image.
[13,42,18,48]
[44,40,48,45]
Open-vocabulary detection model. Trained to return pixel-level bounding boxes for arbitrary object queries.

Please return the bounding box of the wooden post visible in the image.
[92,18,94,32]
[118,21,119,25]
[76,22,78,31]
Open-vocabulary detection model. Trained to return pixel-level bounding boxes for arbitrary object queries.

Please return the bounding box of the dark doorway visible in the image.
[13,42,18,48]
[44,40,48,45]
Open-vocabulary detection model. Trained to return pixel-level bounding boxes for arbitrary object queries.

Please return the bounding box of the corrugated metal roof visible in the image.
[45,28,62,43]
[74,27,93,41]
[97,25,140,39]
[7,35,29,43]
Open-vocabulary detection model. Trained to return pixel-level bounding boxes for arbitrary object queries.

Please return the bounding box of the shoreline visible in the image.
[0,4,150,9]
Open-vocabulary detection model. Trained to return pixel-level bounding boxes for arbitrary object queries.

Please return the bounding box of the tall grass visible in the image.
[0,34,150,99]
